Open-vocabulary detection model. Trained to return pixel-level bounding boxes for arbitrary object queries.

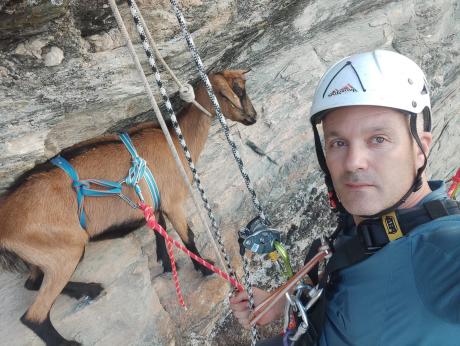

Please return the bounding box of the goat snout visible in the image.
[242,116,257,125]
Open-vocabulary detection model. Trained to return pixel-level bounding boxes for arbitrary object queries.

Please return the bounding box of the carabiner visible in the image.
[274,241,294,278]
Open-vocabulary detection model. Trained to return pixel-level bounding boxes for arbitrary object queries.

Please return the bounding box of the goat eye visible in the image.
[233,84,244,97]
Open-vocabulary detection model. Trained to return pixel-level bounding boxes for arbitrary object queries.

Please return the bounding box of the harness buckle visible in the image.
[359,223,383,254]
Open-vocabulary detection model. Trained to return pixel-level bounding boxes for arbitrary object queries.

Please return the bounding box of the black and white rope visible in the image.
[168,0,262,343]
[108,0,234,288]
[126,0,237,283]
[242,254,259,342]
[169,0,266,224]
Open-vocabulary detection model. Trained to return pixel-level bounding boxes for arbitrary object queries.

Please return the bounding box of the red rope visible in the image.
[139,203,244,308]
[165,236,186,308]
[448,168,460,199]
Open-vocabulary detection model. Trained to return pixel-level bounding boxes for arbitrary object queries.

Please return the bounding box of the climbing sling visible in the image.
[51,132,160,229]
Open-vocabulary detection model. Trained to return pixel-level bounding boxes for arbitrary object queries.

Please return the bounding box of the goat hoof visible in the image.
[21,312,80,346]
[62,282,104,300]
[81,282,103,299]
[162,262,179,273]
[24,275,43,291]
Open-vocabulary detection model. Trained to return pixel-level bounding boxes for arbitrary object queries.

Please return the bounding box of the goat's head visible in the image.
[209,70,257,125]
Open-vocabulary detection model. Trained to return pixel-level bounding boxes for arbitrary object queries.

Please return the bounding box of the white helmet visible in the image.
[310,50,431,127]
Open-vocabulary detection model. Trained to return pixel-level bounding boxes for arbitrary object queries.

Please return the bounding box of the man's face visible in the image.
[322,106,419,216]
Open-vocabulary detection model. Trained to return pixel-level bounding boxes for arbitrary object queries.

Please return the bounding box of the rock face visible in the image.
[0,0,459,345]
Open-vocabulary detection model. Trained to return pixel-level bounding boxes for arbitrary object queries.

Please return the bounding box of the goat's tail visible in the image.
[0,248,29,273]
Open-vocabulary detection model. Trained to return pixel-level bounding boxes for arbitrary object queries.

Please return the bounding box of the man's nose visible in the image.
[344,144,368,172]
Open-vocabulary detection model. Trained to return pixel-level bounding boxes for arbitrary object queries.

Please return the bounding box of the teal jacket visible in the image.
[319,181,460,346]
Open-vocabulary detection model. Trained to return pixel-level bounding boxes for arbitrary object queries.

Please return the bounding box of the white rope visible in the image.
[108,0,230,278]
[126,0,238,286]
[179,83,195,103]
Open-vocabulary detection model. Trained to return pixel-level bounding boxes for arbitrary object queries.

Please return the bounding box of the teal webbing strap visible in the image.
[51,133,161,229]
[51,156,123,229]
[118,132,161,210]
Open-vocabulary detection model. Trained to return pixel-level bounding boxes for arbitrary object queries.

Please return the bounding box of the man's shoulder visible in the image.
[410,213,460,323]
[410,212,460,252]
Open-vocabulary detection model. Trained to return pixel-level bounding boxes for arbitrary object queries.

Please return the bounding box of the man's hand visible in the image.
[229,287,284,329]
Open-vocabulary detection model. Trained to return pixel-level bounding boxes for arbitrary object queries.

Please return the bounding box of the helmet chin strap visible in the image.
[312,113,428,219]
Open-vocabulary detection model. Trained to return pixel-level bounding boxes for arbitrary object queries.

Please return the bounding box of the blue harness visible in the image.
[51,132,161,229]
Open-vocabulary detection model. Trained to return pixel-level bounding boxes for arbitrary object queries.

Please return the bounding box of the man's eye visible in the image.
[331,140,346,147]
[372,136,386,144]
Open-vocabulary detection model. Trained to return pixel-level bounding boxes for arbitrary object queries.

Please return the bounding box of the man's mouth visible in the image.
[344,182,374,189]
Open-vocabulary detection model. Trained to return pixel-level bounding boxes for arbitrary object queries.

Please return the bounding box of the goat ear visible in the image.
[219,70,248,81]
[214,74,241,108]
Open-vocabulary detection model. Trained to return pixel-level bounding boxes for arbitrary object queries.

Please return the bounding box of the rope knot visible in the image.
[179,83,195,103]
[126,157,146,187]
[72,180,89,191]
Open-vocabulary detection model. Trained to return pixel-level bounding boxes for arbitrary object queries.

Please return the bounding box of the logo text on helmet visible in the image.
[327,83,358,97]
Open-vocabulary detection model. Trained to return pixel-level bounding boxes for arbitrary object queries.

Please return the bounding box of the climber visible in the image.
[230,50,460,345]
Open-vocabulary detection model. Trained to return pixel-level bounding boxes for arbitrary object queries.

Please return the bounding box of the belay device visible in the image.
[239,217,294,278]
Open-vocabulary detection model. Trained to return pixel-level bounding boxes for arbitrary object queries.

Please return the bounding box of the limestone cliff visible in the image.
[0,0,458,345]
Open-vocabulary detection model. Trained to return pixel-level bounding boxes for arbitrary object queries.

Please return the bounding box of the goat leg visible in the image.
[24,265,44,291]
[25,262,103,301]
[184,226,214,276]
[164,206,214,276]
[155,211,173,273]
[17,235,86,345]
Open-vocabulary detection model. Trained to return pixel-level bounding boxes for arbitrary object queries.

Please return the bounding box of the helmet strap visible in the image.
[311,121,347,213]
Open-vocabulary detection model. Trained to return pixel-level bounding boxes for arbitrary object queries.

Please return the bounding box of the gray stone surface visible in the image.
[0,234,175,346]
[0,0,459,345]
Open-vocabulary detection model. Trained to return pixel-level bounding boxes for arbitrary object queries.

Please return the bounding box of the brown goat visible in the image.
[0,70,257,346]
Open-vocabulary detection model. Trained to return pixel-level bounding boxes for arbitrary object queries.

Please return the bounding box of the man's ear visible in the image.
[416,131,432,169]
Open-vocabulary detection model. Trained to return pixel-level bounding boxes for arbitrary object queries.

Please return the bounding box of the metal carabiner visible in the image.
[305,286,323,311]
[295,283,313,298]
[274,241,294,278]
[289,322,308,342]
[295,295,309,328]
[118,192,139,209]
